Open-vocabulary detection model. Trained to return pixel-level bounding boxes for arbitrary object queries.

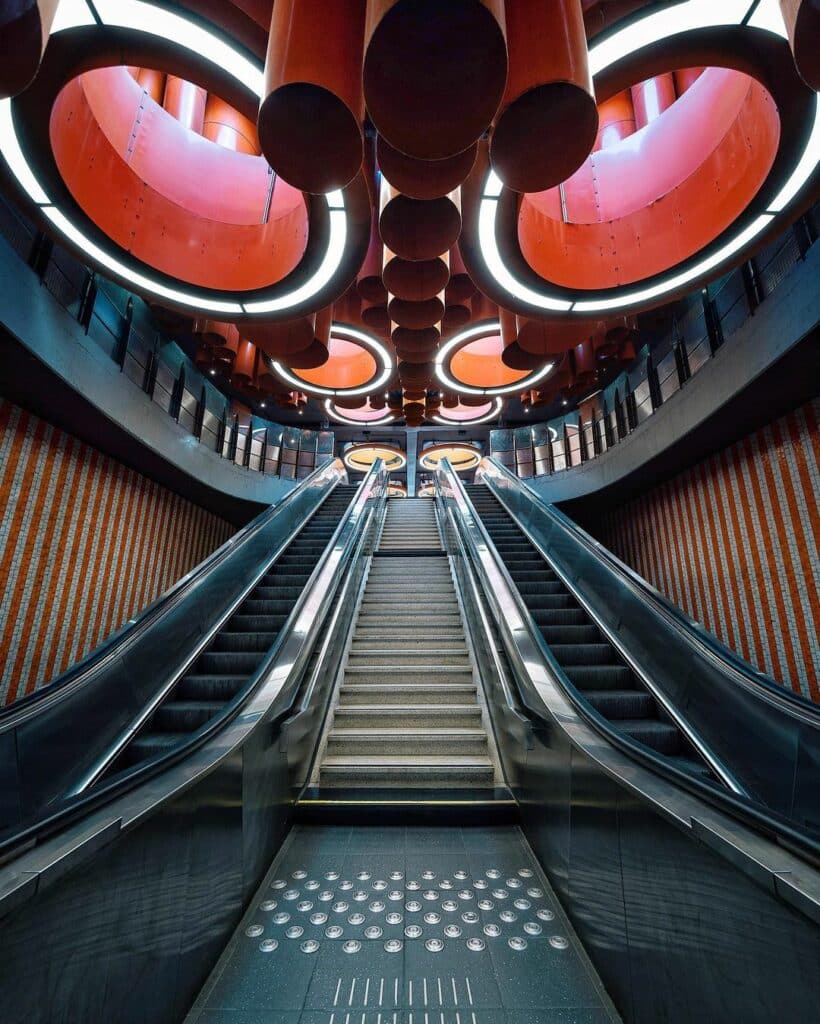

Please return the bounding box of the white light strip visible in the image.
[433,397,504,426]
[273,324,393,397]
[434,322,555,396]
[0,1,349,316]
[324,400,396,427]
[475,0,818,316]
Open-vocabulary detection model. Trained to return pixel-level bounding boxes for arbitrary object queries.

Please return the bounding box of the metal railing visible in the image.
[0,195,333,480]
[492,207,819,479]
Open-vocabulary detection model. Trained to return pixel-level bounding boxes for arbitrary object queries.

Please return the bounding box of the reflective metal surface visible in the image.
[477,455,820,837]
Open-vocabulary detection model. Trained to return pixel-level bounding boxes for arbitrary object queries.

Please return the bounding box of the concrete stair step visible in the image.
[339,683,477,704]
[333,705,482,728]
[327,730,489,757]
[350,638,466,652]
[346,652,471,667]
[344,667,474,684]
[320,757,495,788]
[354,627,464,638]
[355,613,462,626]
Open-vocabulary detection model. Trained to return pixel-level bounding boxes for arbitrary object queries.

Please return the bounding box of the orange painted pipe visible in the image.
[383,252,449,302]
[500,307,542,370]
[674,67,705,95]
[242,316,316,358]
[377,135,478,200]
[403,401,426,427]
[392,326,441,352]
[442,392,460,409]
[361,299,391,333]
[388,294,445,330]
[137,69,167,105]
[631,74,677,130]
[448,245,476,303]
[572,338,597,386]
[163,77,207,134]
[370,394,387,411]
[780,1,819,90]
[594,89,636,151]
[259,0,366,193]
[203,95,261,155]
[379,182,462,263]
[395,342,438,364]
[516,317,594,356]
[232,339,259,384]
[0,0,60,98]
[363,0,507,161]
[491,0,598,193]
[287,304,332,369]
[357,216,388,303]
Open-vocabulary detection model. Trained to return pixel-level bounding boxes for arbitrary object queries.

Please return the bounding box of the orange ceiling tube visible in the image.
[442,392,460,409]
[361,298,391,333]
[674,68,705,95]
[358,218,388,303]
[363,0,507,162]
[388,292,445,330]
[631,74,677,130]
[379,182,462,263]
[232,339,260,392]
[393,325,440,364]
[594,90,636,151]
[163,77,207,134]
[0,0,60,98]
[780,1,819,90]
[442,289,471,332]
[403,399,427,427]
[203,96,261,156]
[448,246,476,303]
[516,317,595,357]
[491,0,598,193]
[258,0,366,193]
[383,251,450,302]
[369,394,387,411]
[377,135,478,200]
[193,320,241,364]
[287,304,332,370]
[241,316,316,360]
[500,307,541,370]
[595,316,637,361]
[137,69,167,105]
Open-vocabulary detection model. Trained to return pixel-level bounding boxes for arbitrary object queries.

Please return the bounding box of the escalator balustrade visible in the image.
[101,485,359,778]
[465,484,714,779]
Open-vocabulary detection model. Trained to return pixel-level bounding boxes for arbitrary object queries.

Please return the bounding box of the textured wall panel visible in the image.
[0,399,234,705]
[597,399,819,702]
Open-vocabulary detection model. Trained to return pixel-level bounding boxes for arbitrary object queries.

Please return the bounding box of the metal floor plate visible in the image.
[186,825,621,1024]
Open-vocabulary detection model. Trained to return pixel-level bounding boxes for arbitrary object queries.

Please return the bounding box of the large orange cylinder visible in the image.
[379,182,462,263]
[517,317,594,357]
[361,299,391,333]
[383,251,449,302]
[363,0,508,162]
[448,245,476,303]
[501,307,541,370]
[377,135,478,200]
[594,89,636,151]
[203,96,260,155]
[631,74,676,130]
[358,216,388,302]
[392,326,440,354]
[388,294,445,330]
[137,69,167,105]
[258,0,365,193]
[0,0,60,98]
[242,316,316,359]
[232,340,259,385]
[491,0,598,193]
[442,289,471,332]
[287,304,332,369]
[674,67,704,95]
[163,77,207,134]
[780,1,820,90]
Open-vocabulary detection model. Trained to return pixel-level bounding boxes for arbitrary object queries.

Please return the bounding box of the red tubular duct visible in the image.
[404,402,426,427]
[358,217,388,303]
[377,135,478,200]
[361,298,391,333]
[780,0,820,90]
[442,288,472,332]
[241,316,316,359]
[203,96,261,155]
[674,67,705,95]
[516,317,594,357]
[392,325,441,351]
[364,0,507,162]
[448,245,476,303]
[500,307,542,370]
[232,339,259,385]
[137,69,167,105]
[194,320,241,362]
[379,182,462,263]
[287,304,332,369]
[0,0,60,98]
[594,90,636,151]
[258,0,366,193]
[388,293,446,330]
[631,74,677,130]
[383,251,450,301]
[163,77,207,133]
[442,392,460,409]
[491,0,598,193]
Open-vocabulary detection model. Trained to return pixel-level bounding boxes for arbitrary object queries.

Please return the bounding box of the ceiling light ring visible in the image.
[0,2,367,318]
[418,442,482,474]
[343,442,407,473]
[268,323,394,399]
[432,397,504,426]
[459,7,819,318]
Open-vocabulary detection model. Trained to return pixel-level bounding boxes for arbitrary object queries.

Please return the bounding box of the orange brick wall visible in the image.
[597,399,820,702]
[0,398,234,705]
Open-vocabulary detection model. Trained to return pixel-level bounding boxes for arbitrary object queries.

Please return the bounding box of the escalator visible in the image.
[464,483,715,780]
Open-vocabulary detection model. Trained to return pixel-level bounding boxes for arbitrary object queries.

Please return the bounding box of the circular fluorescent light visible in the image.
[472,0,820,316]
[324,399,397,426]
[274,324,393,398]
[343,443,407,473]
[0,0,352,316]
[419,443,482,473]
[432,397,504,426]
[388,482,408,497]
[435,321,554,396]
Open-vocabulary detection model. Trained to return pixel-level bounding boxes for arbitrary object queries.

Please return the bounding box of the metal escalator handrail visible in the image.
[437,460,820,865]
[482,456,819,720]
[0,457,345,728]
[0,461,388,860]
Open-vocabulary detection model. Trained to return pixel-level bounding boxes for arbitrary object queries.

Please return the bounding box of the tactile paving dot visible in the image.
[348,913,366,926]
[356,871,371,881]
[300,939,319,954]
[364,926,383,939]
[442,900,458,912]
[246,925,264,938]
[384,939,403,953]
[305,880,320,891]
[537,908,555,922]
[332,902,349,914]
[458,889,474,901]
[386,912,403,925]
[467,937,486,951]
[310,913,328,926]
[325,926,343,939]
[509,936,528,951]
[259,939,278,952]
[493,889,509,900]
[424,912,441,925]
[425,938,444,952]
[454,869,469,880]
[422,870,436,880]
[550,935,569,950]
[440,879,453,890]
[518,868,534,878]
[473,879,489,890]
[486,869,502,879]
[272,913,290,925]
[271,880,286,890]
[319,891,334,902]
[297,901,313,913]
[404,925,423,939]
[462,911,479,924]
[478,899,495,911]
[389,890,404,901]
[285,926,304,939]
[527,888,544,899]
[524,922,543,935]
[514,898,532,910]
[260,900,278,912]
[292,870,307,879]
[407,880,421,891]
[444,924,462,938]
[342,940,361,954]
[339,880,353,891]
[406,900,422,913]
[353,890,369,902]
[483,923,501,938]
[283,889,299,901]
[506,878,523,889]
[389,871,404,881]
[500,910,517,923]
[369,900,385,913]
[325,871,339,881]
[373,880,388,891]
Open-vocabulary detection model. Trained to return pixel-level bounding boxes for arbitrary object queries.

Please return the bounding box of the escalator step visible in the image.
[509,570,559,583]
[252,585,305,600]
[535,608,588,626]
[177,675,248,700]
[549,643,619,666]
[211,631,279,653]
[565,664,634,689]
[517,581,568,596]
[152,700,225,731]
[526,593,578,610]
[666,755,713,779]
[539,625,600,644]
[585,689,653,719]
[618,719,682,754]
[122,732,190,764]
[529,599,576,617]
[242,599,295,615]
[230,615,287,631]
[196,651,263,674]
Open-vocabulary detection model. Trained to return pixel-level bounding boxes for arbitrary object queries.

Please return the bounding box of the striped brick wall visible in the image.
[0,398,234,705]
[597,399,819,702]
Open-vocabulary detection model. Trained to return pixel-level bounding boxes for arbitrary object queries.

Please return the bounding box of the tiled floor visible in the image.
[186,826,620,1024]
